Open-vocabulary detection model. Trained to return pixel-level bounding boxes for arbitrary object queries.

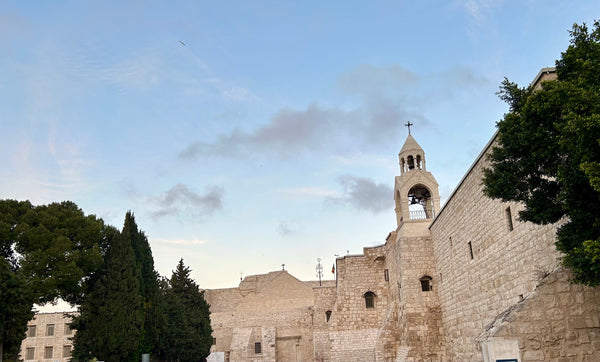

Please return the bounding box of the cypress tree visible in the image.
[159,259,212,362]
[121,212,162,356]
[72,224,143,362]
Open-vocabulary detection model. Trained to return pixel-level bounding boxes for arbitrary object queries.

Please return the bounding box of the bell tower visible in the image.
[394,129,441,236]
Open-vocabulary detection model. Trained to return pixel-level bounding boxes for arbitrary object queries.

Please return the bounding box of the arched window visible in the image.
[325,310,332,322]
[420,276,433,291]
[364,291,376,308]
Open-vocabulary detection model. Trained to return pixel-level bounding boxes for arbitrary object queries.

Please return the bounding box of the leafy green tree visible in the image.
[0,200,106,361]
[483,21,600,286]
[158,259,212,362]
[71,222,143,362]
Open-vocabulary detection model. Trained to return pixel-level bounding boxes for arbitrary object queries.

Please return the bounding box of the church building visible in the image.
[205,68,600,362]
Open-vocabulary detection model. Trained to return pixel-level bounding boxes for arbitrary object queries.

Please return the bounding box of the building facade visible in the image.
[20,312,75,362]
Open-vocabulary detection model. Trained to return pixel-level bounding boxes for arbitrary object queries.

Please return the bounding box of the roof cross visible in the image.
[404,121,414,135]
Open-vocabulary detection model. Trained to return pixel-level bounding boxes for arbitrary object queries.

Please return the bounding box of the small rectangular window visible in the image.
[212,337,216,345]
[46,324,55,336]
[64,323,72,335]
[26,347,35,360]
[62,345,72,358]
[45,346,53,359]
[27,325,36,338]
[468,241,474,260]
[384,269,389,282]
[420,276,433,291]
[254,342,262,354]
[505,207,514,231]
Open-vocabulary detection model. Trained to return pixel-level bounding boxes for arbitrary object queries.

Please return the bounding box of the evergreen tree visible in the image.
[71,223,143,362]
[121,211,162,356]
[158,259,212,362]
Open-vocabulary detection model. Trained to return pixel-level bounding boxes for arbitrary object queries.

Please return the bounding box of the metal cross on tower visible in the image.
[405,121,414,135]
[316,258,323,286]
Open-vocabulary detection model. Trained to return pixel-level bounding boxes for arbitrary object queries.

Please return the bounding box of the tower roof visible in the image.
[399,134,424,155]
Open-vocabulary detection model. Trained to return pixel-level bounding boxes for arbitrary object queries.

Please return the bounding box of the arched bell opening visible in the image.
[407,155,415,170]
[407,184,435,220]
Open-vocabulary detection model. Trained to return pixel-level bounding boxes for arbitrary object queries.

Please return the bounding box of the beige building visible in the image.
[206,68,599,362]
[20,312,75,362]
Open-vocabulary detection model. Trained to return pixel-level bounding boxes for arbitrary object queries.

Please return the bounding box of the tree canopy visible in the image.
[483,21,600,286]
[0,200,106,361]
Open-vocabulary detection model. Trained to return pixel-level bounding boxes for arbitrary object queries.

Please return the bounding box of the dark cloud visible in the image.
[179,64,490,161]
[179,104,364,159]
[150,183,224,220]
[328,175,393,214]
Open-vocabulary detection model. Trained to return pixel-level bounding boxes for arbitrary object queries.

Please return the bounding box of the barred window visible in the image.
[364,291,376,308]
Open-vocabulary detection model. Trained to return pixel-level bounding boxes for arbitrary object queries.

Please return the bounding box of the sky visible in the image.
[1,1,598,297]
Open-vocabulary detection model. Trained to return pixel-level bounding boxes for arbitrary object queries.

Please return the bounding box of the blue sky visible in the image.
[1,1,598,291]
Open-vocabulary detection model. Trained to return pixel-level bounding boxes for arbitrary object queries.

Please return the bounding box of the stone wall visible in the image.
[312,284,338,361]
[205,271,336,362]
[429,136,563,361]
[328,247,389,362]
[478,268,600,362]
[390,233,445,362]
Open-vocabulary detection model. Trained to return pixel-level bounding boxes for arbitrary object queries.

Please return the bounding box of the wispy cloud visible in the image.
[327,175,393,214]
[208,77,260,101]
[456,0,504,38]
[149,183,224,220]
[1,119,92,204]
